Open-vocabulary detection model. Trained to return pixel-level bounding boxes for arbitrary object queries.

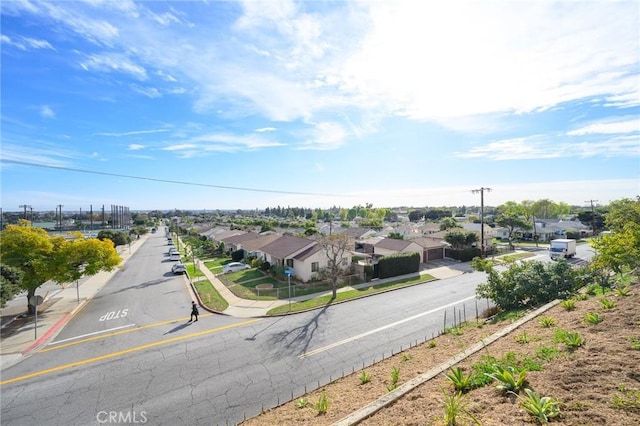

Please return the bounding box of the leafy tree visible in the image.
[0,221,121,314]
[408,210,425,222]
[495,213,531,248]
[0,265,23,308]
[97,230,131,247]
[591,197,640,276]
[445,230,478,250]
[317,233,351,299]
[439,217,462,231]
[576,210,606,233]
[388,232,404,240]
[474,258,579,311]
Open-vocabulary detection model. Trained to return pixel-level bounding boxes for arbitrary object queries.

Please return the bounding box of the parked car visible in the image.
[169,252,181,261]
[171,263,187,274]
[223,262,250,274]
[168,247,178,254]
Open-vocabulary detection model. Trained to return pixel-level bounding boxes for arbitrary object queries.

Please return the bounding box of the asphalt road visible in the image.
[0,240,594,425]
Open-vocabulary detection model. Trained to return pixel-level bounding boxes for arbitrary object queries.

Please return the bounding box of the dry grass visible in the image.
[242,285,640,425]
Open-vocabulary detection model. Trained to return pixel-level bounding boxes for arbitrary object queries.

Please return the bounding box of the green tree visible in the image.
[591,197,640,276]
[495,213,531,249]
[445,230,478,250]
[439,217,462,231]
[54,232,122,285]
[474,258,579,311]
[388,232,404,240]
[0,265,23,308]
[97,230,131,247]
[0,221,121,314]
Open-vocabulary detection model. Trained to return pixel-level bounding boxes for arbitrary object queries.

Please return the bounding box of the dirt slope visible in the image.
[242,287,640,425]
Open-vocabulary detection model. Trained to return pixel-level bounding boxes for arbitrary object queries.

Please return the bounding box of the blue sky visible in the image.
[1,0,639,212]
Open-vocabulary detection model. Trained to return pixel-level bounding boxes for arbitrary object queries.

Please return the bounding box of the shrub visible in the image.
[315,392,329,414]
[538,316,557,328]
[445,367,474,393]
[600,298,616,309]
[359,371,371,385]
[561,299,577,311]
[518,388,560,422]
[584,312,603,324]
[440,389,481,426]
[485,365,528,393]
[295,398,308,409]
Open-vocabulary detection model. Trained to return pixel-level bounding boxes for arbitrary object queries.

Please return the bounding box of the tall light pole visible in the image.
[19,204,31,220]
[471,188,491,257]
[585,199,599,236]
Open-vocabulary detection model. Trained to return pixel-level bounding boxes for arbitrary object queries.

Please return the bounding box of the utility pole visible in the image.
[471,188,492,257]
[57,204,64,232]
[19,204,31,220]
[585,199,598,236]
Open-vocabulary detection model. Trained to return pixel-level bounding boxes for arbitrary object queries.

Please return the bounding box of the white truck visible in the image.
[549,239,576,260]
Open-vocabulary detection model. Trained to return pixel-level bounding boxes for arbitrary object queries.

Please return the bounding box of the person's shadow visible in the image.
[163,321,193,335]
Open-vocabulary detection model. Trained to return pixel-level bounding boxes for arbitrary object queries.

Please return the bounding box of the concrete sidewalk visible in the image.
[195,259,465,318]
[0,235,150,371]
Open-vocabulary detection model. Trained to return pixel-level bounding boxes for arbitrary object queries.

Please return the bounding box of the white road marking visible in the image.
[298,296,476,359]
[48,324,137,346]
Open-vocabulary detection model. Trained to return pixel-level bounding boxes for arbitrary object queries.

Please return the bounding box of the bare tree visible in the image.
[317,233,352,299]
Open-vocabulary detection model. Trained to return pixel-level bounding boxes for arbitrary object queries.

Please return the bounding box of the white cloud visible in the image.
[40,105,55,118]
[130,84,161,98]
[296,121,347,151]
[458,134,640,160]
[95,129,169,137]
[127,144,145,150]
[255,127,277,133]
[79,53,148,80]
[567,118,640,136]
[1,34,55,51]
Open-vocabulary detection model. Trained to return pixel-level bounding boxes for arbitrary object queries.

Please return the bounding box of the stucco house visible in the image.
[256,235,351,282]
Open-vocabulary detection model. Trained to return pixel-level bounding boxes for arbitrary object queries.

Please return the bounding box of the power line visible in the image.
[1,159,341,197]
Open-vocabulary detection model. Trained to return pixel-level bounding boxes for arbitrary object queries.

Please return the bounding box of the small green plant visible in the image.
[428,340,437,348]
[485,365,527,393]
[440,388,481,426]
[515,332,531,344]
[564,331,586,350]
[445,326,464,336]
[535,346,562,363]
[584,312,603,324]
[538,316,557,328]
[518,388,560,423]
[629,336,640,350]
[576,293,589,301]
[445,367,474,393]
[387,367,400,392]
[402,353,412,362]
[586,284,600,295]
[615,285,632,296]
[295,397,309,409]
[314,392,329,415]
[561,299,577,311]
[359,370,371,385]
[600,298,616,309]
[611,384,640,411]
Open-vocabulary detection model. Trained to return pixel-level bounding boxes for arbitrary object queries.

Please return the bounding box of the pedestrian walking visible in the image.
[189,301,199,322]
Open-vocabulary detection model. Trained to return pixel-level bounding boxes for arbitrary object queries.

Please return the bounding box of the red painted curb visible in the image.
[21,311,74,355]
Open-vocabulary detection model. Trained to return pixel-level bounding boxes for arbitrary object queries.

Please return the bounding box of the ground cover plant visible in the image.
[242,284,640,425]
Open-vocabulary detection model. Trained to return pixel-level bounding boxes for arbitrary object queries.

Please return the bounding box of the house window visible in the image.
[311,262,319,272]
[286,259,293,268]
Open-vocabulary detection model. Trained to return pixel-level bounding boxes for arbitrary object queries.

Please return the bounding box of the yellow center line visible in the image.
[40,314,215,352]
[1,318,260,385]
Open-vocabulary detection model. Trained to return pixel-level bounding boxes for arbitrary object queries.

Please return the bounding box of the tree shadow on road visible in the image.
[263,297,335,357]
